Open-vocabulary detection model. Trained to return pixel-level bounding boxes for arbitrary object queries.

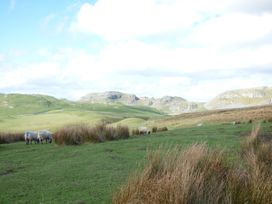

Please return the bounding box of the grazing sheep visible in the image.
[38,130,53,144]
[138,127,151,135]
[24,131,39,144]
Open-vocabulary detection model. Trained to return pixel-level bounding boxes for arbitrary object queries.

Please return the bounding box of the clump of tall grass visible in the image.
[131,129,140,136]
[158,126,168,132]
[0,132,24,144]
[152,126,168,133]
[152,126,158,133]
[113,125,272,204]
[54,123,130,145]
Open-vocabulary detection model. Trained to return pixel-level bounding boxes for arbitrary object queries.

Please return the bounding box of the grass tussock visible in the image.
[113,125,272,204]
[0,132,24,144]
[54,123,129,145]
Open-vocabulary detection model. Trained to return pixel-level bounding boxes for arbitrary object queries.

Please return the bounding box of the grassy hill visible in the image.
[2,122,271,203]
[0,94,163,132]
[206,86,272,109]
[149,105,272,129]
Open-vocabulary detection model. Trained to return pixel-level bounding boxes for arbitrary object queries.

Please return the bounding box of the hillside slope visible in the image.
[0,93,163,132]
[206,87,272,110]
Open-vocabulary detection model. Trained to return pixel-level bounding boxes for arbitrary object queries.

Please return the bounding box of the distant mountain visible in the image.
[2,87,272,117]
[80,91,140,105]
[206,87,272,110]
[79,91,205,114]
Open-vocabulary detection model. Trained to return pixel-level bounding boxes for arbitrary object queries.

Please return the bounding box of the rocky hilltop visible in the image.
[79,91,204,114]
[206,86,272,109]
[80,91,140,105]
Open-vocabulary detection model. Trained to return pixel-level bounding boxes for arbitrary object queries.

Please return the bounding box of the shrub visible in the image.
[0,132,24,144]
[113,125,272,204]
[248,119,253,124]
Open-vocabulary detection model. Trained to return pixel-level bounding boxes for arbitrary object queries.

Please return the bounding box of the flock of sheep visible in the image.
[24,130,53,144]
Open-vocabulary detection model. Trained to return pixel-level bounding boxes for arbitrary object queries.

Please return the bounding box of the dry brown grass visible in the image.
[0,132,24,144]
[113,125,272,204]
[153,105,272,128]
[54,123,130,145]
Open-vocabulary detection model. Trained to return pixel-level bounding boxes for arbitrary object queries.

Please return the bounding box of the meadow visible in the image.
[0,94,163,132]
[1,122,271,203]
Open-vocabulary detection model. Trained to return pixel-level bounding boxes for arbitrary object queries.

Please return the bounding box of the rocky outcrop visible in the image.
[79,92,204,114]
[206,87,272,110]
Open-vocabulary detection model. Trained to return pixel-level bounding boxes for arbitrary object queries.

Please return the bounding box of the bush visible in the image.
[0,132,24,144]
[54,123,130,145]
[113,125,272,204]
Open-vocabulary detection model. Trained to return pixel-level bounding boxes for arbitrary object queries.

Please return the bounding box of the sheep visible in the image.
[24,131,39,144]
[37,130,53,144]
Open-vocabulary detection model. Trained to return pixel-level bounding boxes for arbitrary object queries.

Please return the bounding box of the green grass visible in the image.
[0,94,163,132]
[1,122,271,203]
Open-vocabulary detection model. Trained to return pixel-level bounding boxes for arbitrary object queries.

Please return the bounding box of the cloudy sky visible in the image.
[0,0,272,102]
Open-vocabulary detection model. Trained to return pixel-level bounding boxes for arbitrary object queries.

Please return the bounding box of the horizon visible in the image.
[1,85,271,102]
[1,0,272,101]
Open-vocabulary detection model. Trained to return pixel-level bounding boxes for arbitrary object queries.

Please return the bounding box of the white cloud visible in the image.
[2,0,272,101]
[0,53,4,62]
[189,13,272,45]
[0,62,62,89]
[69,0,202,41]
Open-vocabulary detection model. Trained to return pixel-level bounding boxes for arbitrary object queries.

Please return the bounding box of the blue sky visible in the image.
[1,0,272,101]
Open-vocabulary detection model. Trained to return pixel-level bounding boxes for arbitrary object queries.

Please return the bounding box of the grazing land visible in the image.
[150,105,272,128]
[1,122,272,203]
[0,94,163,132]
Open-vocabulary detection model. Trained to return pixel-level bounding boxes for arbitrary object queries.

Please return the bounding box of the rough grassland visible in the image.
[150,105,272,128]
[1,122,271,203]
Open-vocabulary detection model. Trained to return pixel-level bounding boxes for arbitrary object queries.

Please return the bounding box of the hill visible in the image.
[150,104,272,128]
[80,91,205,114]
[206,86,272,109]
[0,93,163,132]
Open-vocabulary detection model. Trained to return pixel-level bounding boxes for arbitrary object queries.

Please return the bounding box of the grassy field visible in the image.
[1,122,271,203]
[0,94,163,132]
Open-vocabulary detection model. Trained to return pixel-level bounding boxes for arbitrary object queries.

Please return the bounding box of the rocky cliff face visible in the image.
[80,91,140,105]
[206,87,272,110]
[79,87,272,114]
[79,92,204,114]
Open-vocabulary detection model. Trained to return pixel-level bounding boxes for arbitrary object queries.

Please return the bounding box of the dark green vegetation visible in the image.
[1,122,272,203]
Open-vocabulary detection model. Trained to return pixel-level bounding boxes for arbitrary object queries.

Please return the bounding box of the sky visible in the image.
[0,0,272,102]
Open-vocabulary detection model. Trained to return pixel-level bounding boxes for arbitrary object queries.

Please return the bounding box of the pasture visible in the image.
[0,94,163,132]
[1,122,271,203]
